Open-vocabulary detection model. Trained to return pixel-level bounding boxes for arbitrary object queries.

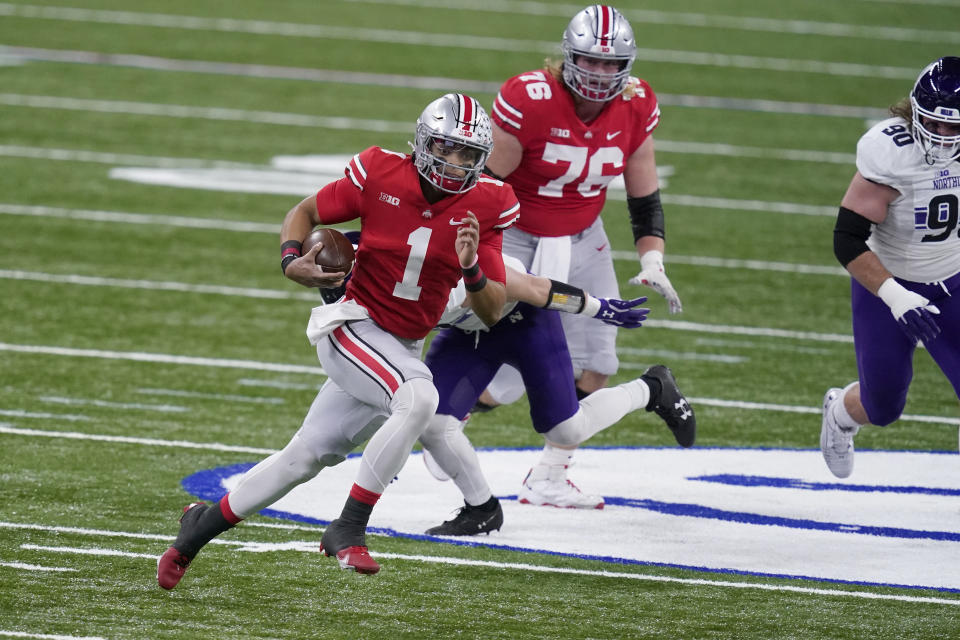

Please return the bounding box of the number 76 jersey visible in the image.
[857,117,960,283]
[491,70,660,237]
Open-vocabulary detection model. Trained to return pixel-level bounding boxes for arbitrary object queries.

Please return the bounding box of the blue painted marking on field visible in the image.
[689,474,960,496]
[602,497,960,542]
[178,463,960,595]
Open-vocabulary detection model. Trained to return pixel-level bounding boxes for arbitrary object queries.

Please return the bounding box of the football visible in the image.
[302,227,355,275]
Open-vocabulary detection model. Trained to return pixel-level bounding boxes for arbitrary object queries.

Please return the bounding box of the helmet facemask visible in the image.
[561,5,637,102]
[910,57,960,166]
[413,94,493,194]
[911,98,960,165]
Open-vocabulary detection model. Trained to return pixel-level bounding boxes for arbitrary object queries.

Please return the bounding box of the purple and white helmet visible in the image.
[561,5,637,102]
[910,57,960,165]
[413,93,493,194]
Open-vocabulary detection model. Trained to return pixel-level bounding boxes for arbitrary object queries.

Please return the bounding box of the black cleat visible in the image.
[643,365,696,448]
[425,498,503,536]
[320,518,380,574]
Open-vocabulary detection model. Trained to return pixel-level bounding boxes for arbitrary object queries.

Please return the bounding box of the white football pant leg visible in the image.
[485,365,526,405]
[419,413,493,506]
[354,377,439,493]
[543,378,650,446]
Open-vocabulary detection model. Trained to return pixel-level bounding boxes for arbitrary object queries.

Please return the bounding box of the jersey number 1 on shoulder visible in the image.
[392,227,431,301]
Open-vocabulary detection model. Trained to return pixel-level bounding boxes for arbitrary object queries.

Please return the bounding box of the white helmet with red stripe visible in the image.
[561,5,636,102]
[413,93,493,194]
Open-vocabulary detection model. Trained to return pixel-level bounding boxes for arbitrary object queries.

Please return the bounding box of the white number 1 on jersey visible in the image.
[393,226,432,301]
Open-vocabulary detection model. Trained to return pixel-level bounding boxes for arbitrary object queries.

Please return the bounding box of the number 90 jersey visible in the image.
[857,117,960,283]
[491,70,660,237]
[314,147,520,340]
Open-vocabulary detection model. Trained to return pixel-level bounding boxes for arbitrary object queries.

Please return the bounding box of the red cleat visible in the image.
[156,502,206,590]
[322,544,381,575]
[157,547,192,590]
[320,519,380,574]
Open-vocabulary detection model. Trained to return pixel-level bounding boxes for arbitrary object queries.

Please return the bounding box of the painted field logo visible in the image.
[182,446,960,593]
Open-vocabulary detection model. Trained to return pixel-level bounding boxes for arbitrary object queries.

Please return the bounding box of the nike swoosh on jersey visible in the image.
[606,131,622,140]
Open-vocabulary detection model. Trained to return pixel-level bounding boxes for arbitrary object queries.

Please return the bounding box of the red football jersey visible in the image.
[491,71,660,237]
[314,147,520,339]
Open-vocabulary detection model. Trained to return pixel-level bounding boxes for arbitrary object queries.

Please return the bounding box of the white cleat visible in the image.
[820,387,858,479]
[518,466,604,509]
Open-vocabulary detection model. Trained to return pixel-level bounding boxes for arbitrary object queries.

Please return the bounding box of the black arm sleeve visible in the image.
[627,190,665,242]
[833,206,873,267]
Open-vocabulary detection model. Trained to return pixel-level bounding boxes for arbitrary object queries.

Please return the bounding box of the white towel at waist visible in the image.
[305,299,370,344]
[530,235,572,282]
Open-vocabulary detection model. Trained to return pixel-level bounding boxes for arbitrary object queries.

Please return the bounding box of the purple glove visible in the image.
[877,278,941,345]
[898,307,941,344]
[594,296,649,328]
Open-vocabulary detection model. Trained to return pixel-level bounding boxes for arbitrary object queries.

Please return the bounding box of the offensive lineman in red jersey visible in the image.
[477,5,693,509]
[157,93,519,588]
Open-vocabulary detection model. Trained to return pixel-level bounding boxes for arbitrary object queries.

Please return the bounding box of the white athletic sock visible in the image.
[833,382,862,431]
[530,443,574,482]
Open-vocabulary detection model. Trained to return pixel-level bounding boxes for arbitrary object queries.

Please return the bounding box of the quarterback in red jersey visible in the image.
[157,94,518,589]
[478,5,689,508]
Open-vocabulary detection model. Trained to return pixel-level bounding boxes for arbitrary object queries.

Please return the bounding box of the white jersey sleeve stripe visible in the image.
[345,153,366,190]
[645,106,661,132]
[495,92,523,119]
[494,203,520,229]
[493,94,522,130]
[498,202,520,219]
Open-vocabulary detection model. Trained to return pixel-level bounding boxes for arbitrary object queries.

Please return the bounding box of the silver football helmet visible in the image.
[910,57,960,165]
[561,5,637,102]
[412,93,493,194]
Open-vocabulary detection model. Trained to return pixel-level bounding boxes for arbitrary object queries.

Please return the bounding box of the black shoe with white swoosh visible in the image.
[425,498,503,536]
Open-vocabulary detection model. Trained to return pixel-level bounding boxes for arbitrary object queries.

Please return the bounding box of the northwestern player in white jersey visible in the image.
[821,57,960,478]
[420,255,695,534]
[476,5,688,507]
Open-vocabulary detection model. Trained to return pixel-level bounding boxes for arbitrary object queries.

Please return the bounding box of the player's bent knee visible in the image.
[391,378,440,425]
[276,437,328,481]
[542,410,588,446]
[862,397,906,427]
[419,414,460,449]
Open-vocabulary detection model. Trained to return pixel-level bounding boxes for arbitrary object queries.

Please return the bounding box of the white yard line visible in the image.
[5,522,958,607]
[136,388,285,405]
[38,396,188,413]
[0,561,76,572]
[0,631,106,640]
[0,425,278,455]
[344,0,960,43]
[0,93,856,165]
[20,544,158,560]
[0,342,325,375]
[0,7,923,78]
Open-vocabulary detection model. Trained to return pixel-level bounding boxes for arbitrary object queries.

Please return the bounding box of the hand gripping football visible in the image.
[302,228,355,275]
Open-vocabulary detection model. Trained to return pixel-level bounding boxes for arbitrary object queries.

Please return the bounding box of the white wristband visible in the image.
[640,250,664,271]
[877,278,910,308]
[877,278,927,319]
[579,294,601,316]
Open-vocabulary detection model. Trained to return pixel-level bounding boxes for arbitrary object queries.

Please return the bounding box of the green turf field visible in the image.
[1,1,959,638]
